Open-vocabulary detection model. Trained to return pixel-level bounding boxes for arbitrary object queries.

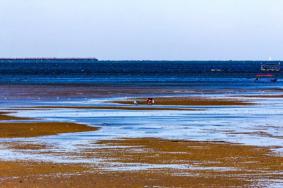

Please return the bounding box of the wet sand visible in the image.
[0,112,31,121]
[0,92,281,187]
[0,122,98,138]
[4,142,53,150]
[242,94,283,98]
[115,97,253,106]
[0,84,250,100]
[0,163,249,188]
[24,106,197,111]
[93,138,283,186]
[97,138,283,169]
[0,161,89,178]
[0,138,282,187]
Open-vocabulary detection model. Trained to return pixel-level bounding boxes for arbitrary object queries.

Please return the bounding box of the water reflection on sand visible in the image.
[0,89,280,162]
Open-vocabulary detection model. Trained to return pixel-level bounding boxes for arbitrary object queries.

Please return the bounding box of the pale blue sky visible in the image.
[0,0,283,60]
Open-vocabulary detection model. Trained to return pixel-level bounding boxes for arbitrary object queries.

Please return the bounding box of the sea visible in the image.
[0,60,282,86]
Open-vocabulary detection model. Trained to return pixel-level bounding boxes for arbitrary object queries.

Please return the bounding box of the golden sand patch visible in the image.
[0,122,98,138]
[0,112,31,121]
[114,97,253,106]
[1,138,282,187]
[0,165,249,188]
[0,161,89,178]
[96,138,283,171]
[3,142,53,150]
[92,138,283,186]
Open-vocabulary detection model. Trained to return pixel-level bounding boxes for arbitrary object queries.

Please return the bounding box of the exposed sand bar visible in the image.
[94,138,283,186]
[0,84,250,100]
[0,162,249,188]
[0,112,31,121]
[21,106,198,111]
[0,161,89,178]
[114,97,253,106]
[241,94,283,98]
[97,138,283,170]
[0,122,98,138]
[1,138,282,187]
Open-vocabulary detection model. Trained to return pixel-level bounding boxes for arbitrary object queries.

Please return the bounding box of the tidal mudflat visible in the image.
[0,84,282,187]
[1,138,282,188]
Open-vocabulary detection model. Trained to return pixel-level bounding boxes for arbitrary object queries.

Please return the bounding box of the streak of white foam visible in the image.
[101,163,238,172]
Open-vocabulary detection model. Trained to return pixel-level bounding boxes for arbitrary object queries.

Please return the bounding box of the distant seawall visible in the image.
[0,58,98,63]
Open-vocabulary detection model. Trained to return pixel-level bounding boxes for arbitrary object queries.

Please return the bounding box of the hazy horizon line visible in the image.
[0,58,281,62]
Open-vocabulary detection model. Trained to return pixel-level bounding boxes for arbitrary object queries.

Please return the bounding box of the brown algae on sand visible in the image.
[114,97,253,106]
[0,122,98,138]
[0,138,282,187]
[96,138,283,171]
[0,161,250,188]
[0,112,31,121]
[94,138,283,185]
[3,142,54,150]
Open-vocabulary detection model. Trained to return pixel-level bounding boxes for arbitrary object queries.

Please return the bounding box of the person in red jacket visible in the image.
[146,98,155,105]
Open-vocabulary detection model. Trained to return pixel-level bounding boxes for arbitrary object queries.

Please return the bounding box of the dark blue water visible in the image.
[0,60,282,86]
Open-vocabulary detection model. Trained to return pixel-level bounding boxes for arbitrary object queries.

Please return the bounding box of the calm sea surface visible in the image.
[0,60,282,86]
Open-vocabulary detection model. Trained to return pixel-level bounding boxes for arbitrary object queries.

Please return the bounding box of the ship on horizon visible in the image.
[260,62,281,72]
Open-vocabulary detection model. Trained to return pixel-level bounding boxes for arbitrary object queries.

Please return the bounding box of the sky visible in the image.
[0,0,283,60]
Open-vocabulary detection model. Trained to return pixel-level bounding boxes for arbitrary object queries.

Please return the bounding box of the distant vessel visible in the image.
[210,68,223,72]
[255,74,277,83]
[260,62,281,72]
